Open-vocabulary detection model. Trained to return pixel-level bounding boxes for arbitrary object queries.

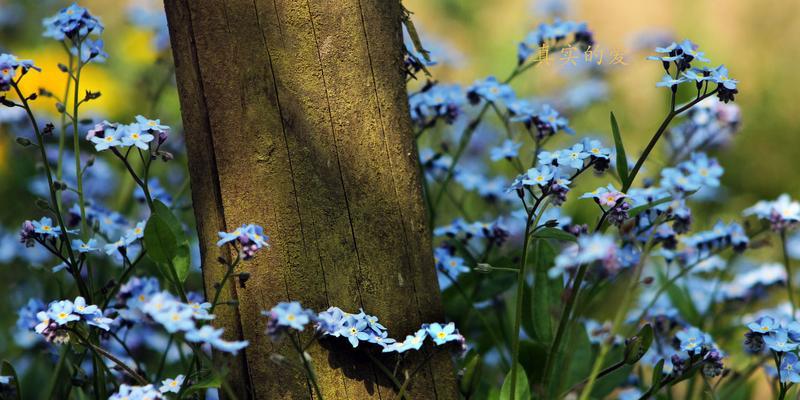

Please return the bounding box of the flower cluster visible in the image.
[666,97,741,157]
[0,53,39,92]
[649,40,738,103]
[744,315,800,383]
[505,139,612,207]
[263,302,464,354]
[116,277,248,354]
[510,102,575,138]
[640,318,725,380]
[33,297,113,342]
[87,116,168,152]
[42,3,103,40]
[466,76,514,105]
[433,218,509,246]
[721,264,787,301]
[409,83,463,127]
[108,374,185,399]
[517,19,593,64]
[216,223,270,259]
[660,153,724,193]
[550,234,619,278]
[108,384,163,400]
[581,184,630,225]
[744,194,800,231]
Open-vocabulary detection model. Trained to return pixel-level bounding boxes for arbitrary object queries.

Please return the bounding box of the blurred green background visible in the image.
[406,0,800,220]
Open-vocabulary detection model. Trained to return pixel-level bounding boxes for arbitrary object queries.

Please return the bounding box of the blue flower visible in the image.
[72,296,98,315]
[426,322,460,345]
[120,124,155,150]
[521,165,555,187]
[535,104,574,136]
[396,329,427,352]
[135,115,170,132]
[710,65,737,90]
[781,352,800,383]
[268,301,312,331]
[109,385,162,400]
[656,74,688,89]
[71,38,107,63]
[710,65,739,102]
[48,300,80,325]
[747,316,779,334]
[0,53,40,91]
[42,3,103,41]
[90,127,123,151]
[466,76,515,104]
[764,330,798,353]
[490,139,522,161]
[409,84,462,126]
[31,217,59,237]
[159,375,185,394]
[86,314,113,331]
[507,99,537,125]
[72,238,99,253]
[0,376,12,385]
[557,143,590,169]
[434,247,470,275]
[518,19,592,64]
[584,139,611,160]
[342,318,370,348]
[744,194,800,231]
[103,237,126,256]
[676,327,709,354]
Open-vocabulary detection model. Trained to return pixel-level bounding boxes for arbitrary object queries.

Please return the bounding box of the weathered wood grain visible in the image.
[164,0,457,398]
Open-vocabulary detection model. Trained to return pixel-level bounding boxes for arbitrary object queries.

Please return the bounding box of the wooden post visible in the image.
[164,0,456,398]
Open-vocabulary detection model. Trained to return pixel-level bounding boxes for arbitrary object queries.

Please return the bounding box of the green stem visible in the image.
[12,82,88,299]
[289,335,324,400]
[579,224,663,400]
[44,345,69,400]
[509,197,549,397]
[210,249,240,313]
[70,328,149,385]
[57,46,74,183]
[781,229,797,316]
[71,38,89,243]
[394,352,435,400]
[622,88,718,192]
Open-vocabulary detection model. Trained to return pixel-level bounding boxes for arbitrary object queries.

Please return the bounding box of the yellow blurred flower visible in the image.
[12,46,123,117]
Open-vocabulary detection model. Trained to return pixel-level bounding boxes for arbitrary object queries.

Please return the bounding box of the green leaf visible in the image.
[458,351,483,397]
[648,359,665,395]
[153,200,191,282]
[2,360,21,400]
[500,364,531,400]
[144,213,177,265]
[610,112,629,187]
[532,241,558,343]
[624,323,654,365]
[533,227,577,242]
[519,340,549,385]
[184,373,223,395]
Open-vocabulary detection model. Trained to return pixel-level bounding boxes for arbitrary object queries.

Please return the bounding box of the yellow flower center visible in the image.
[58,312,68,319]
[105,136,114,142]
[287,314,295,321]
[437,332,446,339]
[131,133,140,139]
